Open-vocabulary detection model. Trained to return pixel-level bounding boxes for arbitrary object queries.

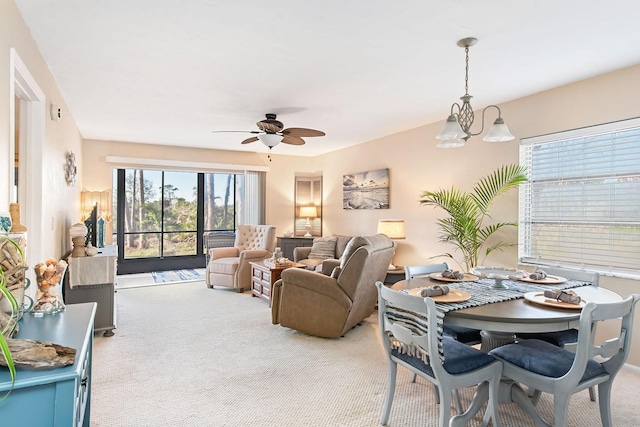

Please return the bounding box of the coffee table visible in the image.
[250,260,306,306]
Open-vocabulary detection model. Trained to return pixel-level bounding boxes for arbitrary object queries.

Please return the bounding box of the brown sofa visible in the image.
[293,235,353,273]
[271,234,395,338]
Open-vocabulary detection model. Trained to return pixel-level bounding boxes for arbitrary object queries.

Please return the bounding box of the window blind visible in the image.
[519,117,640,279]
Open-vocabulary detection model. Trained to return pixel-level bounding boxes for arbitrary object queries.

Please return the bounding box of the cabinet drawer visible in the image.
[75,342,91,426]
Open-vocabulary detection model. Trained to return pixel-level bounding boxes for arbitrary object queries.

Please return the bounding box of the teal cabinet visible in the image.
[0,303,97,427]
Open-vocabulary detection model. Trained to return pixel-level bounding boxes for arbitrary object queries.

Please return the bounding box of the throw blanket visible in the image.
[387,278,591,363]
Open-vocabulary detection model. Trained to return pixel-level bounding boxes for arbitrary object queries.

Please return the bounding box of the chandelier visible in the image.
[436,37,515,148]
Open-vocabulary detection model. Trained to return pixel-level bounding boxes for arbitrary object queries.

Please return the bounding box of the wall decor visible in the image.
[65,151,77,186]
[343,168,389,209]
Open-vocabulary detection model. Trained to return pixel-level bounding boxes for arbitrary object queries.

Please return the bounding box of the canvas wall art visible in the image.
[343,168,389,209]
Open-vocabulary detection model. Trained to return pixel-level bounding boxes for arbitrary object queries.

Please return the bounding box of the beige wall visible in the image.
[0,2,83,271]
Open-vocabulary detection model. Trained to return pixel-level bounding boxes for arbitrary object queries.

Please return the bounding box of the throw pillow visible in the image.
[308,237,337,260]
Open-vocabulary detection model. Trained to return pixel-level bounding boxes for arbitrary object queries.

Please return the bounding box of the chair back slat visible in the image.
[572,295,640,382]
[404,263,448,280]
[534,266,599,286]
[376,281,443,367]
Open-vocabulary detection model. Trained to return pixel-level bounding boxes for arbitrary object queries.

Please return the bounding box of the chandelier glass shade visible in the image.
[436,37,515,148]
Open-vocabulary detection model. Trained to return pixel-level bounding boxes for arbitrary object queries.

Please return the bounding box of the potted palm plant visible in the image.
[419,164,527,272]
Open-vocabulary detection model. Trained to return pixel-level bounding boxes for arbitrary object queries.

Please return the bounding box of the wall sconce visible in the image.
[377,219,406,269]
[299,205,318,237]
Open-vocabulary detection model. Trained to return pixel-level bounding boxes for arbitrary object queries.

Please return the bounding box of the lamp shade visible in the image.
[377,219,406,239]
[482,117,516,142]
[436,115,468,141]
[299,206,318,219]
[258,133,282,147]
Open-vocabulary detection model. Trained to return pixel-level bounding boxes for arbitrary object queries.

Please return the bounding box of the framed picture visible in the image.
[343,168,389,209]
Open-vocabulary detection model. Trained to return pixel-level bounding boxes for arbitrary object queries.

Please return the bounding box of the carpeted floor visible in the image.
[90,280,640,426]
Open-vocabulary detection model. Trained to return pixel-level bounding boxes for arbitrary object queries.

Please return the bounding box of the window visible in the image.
[113,168,265,273]
[519,117,640,279]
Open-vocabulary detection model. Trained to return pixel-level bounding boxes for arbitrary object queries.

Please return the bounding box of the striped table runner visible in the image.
[387,279,590,362]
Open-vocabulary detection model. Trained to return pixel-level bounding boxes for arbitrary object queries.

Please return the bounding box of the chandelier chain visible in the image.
[464,46,470,96]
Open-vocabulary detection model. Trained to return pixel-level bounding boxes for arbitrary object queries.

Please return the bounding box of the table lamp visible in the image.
[299,206,318,237]
[377,219,405,269]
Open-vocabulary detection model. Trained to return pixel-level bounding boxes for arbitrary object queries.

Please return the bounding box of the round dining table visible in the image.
[391,276,622,427]
[391,277,621,338]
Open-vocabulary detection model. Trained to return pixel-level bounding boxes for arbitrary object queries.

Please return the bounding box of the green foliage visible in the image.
[419,164,528,272]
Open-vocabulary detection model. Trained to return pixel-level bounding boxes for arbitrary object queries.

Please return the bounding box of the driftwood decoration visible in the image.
[0,309,18,337]
[0,339,76,369]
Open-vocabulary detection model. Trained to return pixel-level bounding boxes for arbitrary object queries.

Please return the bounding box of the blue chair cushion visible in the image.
[489,339,606,381]
[516,329,578,347]
[391,337,496,376]
[443,325,482,344]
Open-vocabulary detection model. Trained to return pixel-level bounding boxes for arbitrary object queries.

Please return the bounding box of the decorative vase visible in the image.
[32,259,67,316]
[0,233,31,320]
[69,222,88,257]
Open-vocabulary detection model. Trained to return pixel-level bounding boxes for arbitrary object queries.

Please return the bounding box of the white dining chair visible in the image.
[516,267,600,401]
[375,281,502,427]
[490,293,639,427]
[404,263,482,413]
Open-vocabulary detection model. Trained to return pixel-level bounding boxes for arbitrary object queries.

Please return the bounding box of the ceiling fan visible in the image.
[212,113,326,149]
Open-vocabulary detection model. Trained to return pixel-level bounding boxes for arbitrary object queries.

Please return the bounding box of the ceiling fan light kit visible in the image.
[436,37,515,148]
[258,133,282,147]
[212,113,325,160]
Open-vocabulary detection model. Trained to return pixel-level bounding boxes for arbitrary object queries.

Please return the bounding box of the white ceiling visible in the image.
[14,0,640,157]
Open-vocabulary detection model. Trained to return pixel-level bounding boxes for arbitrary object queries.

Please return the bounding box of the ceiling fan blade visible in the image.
[281,135,305,145]
[281,127,325,137]
[241,136,259,144]
[212,130,260,134]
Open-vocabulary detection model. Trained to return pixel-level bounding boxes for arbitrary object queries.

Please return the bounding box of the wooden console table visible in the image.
[0,303,97,427]
[65,245,117,336]
[250,260,306,306]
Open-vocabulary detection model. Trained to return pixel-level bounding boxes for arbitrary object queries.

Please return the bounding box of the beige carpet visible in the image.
[90,280,640,426]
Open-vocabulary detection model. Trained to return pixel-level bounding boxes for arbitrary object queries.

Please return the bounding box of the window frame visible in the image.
[519,117,640,280]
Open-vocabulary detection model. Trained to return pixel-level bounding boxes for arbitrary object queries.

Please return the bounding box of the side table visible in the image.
[384,267,405,286]
[250,261,306,306]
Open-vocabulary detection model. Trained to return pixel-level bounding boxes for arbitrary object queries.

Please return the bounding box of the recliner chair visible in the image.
[271,234,395,338]
[206,224,276,292]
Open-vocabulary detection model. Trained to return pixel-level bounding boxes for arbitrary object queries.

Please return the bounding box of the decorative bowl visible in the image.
[470,266,527,289]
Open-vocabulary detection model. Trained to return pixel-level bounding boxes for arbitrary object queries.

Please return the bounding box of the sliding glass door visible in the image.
[114,168,259,274]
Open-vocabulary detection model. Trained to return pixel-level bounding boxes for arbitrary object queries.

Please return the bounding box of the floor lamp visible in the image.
[377,219,405,269]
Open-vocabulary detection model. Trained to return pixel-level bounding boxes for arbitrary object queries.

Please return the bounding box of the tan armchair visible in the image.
[206,224,276,292]
[271,234,395,338]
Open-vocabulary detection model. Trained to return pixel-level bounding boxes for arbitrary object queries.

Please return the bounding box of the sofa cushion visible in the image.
[298,258,324,270]
[308,237,338,260]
